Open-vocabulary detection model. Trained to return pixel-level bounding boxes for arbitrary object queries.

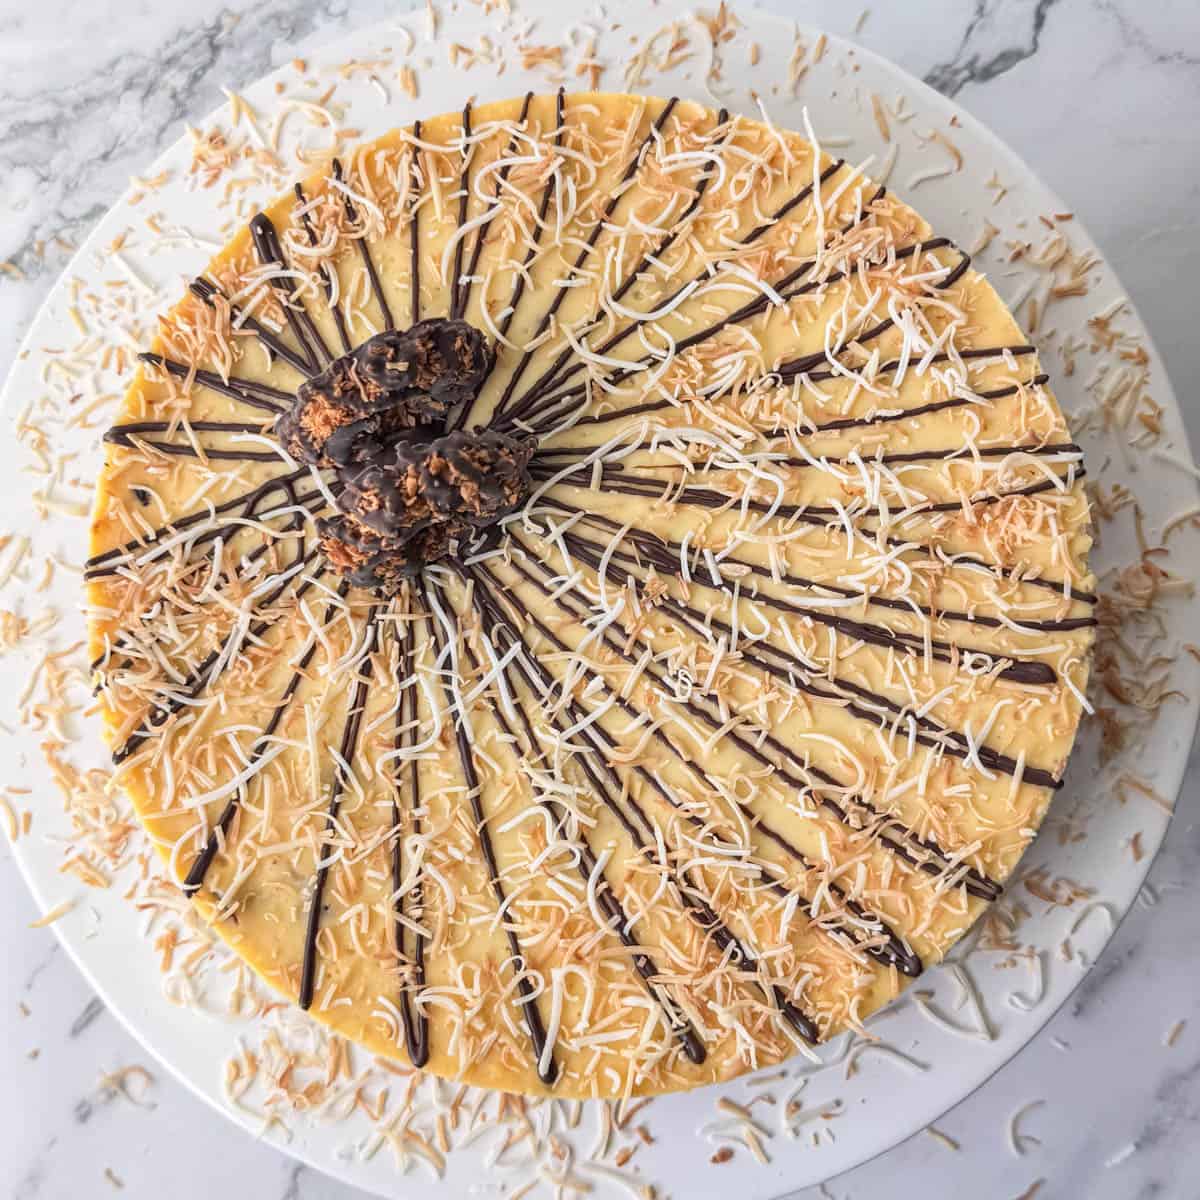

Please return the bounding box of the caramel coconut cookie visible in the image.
[318,420,535,592]
[87,92,1095,1098]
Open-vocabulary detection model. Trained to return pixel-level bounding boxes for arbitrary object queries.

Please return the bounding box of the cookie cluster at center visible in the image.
[274,319,534,594]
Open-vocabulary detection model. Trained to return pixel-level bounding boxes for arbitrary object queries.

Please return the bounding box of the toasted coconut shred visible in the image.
[2,2,1196,1194]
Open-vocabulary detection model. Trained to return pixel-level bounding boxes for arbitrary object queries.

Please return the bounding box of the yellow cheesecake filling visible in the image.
[86,92,1094,1099]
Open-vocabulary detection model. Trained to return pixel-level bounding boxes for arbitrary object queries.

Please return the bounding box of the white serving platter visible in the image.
[2,1,1196,1196]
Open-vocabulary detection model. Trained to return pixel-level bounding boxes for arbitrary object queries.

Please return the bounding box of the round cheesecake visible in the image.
[86,91,1095,1099]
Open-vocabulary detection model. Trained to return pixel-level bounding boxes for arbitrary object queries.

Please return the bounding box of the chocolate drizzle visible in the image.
[449,102,473,323]
[483,90,566,365]
[189,277,313,377]
[547,517,1062,685]
[515,106,732,409]
[453,92,533,331]
[491,96,680,419]
[249,213,331,371]
[544,504,1094,636]
[496,539,999,905]
[389,610,430,1067]
[104,417,281,462]
[332,159,395,331]
[530,461,1081,547]
[182,568,329,894]
[86,467,313,579]
[506,235,971,434]
[295,182,353,353]
[137,352,291,415]
[535,523,1062,787]
[505,235,974,436]
[410,120,423,324]
[112,541,320,765]
[106,419,268,440]
[534,418,1070,472]
[299,602,380,1011]
[103,437,283,464]
[501,163,861,428]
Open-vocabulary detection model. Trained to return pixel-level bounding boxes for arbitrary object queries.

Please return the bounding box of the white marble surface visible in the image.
[1,1,1198,1197]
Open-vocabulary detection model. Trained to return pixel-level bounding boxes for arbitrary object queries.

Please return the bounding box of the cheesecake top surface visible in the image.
[86,91,1094,1099]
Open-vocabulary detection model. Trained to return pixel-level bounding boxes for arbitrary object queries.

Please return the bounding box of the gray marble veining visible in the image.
[0,1,1197,1198]
[924,0,1063,98]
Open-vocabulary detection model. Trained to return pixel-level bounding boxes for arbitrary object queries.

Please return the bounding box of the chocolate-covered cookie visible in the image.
[275,319,493,466]
[318,428,534,589]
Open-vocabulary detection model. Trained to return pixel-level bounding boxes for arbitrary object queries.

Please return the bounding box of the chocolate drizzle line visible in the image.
[189,278,314,378]
[496,525,1012,892]
[482,552,923,975]
[503,162,858,424]
[104,418,284,462]
[494,546,999,902]
[449,102,473,323]
[538,364,1047,439]
[389,605,430,1067]
[249,213,331,371]
[92,524,308,680]
[504,543,999,899]
[783,377,1053,438]
[509,233,965,435]
[801,343,1038,385]
[549,505,1093,635]
[534,464,1082,541]
[535,461,1084,623]
[453,91,533,329]
[410,121,423,324]
[763,437,1078,473]
[536,436,1082,480]
[331,159,395,332]
[136,352,291,415]
[423,577,559,1084]
[570,486,1092,603]
[85,467,317,578]
[103,436,287,463]
[86,463,307,576]
[490,96,680,420]
[106,419,268,440]
[459,618,707,1064]
[506,234,969,433]
[182,568,330,894]
[515,106,732,409]
[295,182,353,353]
[469,573,822,1043]
[447,92,535,432]
[550,520,1063,684]
[480,90,566,376]
[110,542,321,765]
[88,477,320,673]
[608,104,728,309]
[299,600,381,1011]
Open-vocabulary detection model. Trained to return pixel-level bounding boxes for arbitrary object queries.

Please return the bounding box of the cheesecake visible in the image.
[86,91,1095,1098]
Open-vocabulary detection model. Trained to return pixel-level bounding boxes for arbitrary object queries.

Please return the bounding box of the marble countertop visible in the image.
[1,1,1197,1197]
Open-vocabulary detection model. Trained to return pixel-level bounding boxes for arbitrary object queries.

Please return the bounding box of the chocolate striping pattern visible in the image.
[88,93,1095,1094]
